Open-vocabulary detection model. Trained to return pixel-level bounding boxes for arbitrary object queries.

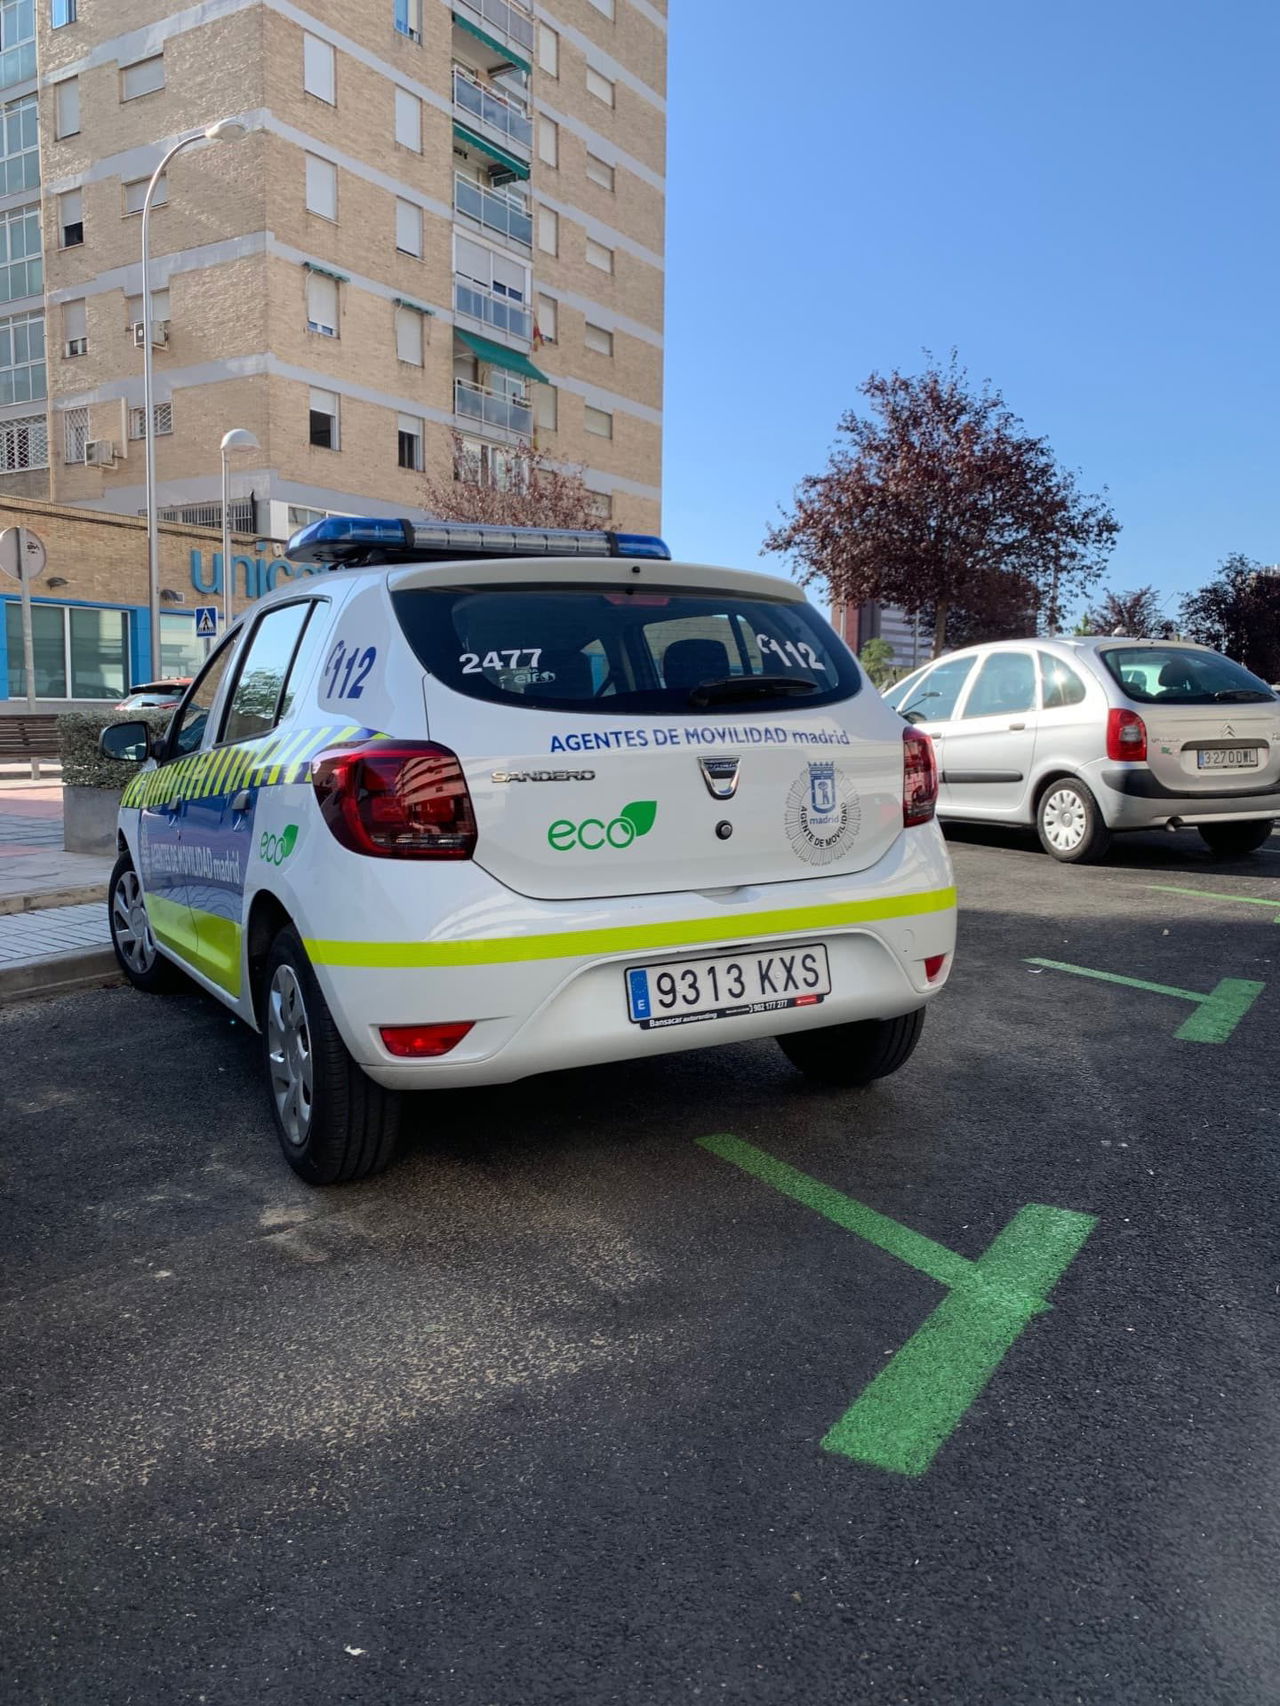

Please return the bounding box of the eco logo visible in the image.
[259,824,299,867]
[548,800,657,852]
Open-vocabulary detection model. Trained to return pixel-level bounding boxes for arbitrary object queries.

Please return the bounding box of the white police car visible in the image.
[101,521,956,1183]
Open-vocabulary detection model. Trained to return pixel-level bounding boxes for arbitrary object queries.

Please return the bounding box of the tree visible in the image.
[421,433,605,529]
[762,355,1119,656]
[857,636,896,688]
[1180,555,1280,682]
[1080,585,1166,637]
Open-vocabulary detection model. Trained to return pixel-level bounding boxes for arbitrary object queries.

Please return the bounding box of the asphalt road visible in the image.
[3,826,1279,1705]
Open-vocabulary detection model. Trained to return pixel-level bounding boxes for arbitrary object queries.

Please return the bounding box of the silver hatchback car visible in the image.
[883,637,1280,863]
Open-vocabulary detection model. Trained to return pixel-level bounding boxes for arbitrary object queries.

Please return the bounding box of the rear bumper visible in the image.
[307,825,957,1088]
[1094,764,1280,828]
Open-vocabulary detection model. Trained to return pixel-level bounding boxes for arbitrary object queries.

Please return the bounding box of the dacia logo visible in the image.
[548,801,657,852]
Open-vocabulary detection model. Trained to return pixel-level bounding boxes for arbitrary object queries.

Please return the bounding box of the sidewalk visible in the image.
[0,785,117,1004]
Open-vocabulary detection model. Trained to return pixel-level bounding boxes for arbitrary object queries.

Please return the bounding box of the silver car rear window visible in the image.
[1101,647,1275,706]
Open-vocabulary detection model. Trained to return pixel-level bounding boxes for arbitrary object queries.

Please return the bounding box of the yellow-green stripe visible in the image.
[306,885,957,970]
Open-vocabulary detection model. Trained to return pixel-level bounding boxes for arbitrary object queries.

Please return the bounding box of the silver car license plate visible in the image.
[625,944,831,1029]
[1197,747,1259,769]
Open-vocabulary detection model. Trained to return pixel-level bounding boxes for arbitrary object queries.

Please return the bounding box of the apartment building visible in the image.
[0,0,666,546]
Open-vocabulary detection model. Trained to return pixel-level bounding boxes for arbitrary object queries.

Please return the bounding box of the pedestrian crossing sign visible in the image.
[195,606,218,638]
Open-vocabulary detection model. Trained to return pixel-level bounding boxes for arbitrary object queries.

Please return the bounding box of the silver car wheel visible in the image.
[267,964,314,1148]
[111,869,157,974]
[1042,787,1088,853]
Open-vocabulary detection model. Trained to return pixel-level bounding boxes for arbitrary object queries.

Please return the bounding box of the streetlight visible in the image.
[220,428,261,631]
[142,117,252,678]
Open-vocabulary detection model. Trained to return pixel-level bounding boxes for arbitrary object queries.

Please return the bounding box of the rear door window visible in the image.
[391,584,860,713]
[168,636,238,758]
[1039,652,1087,709]
[220,602,317,745]
[1100,647,1275,705]
[962,652,1036,718]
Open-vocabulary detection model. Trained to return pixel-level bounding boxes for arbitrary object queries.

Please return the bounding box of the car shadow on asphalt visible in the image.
[943,821,1280,879]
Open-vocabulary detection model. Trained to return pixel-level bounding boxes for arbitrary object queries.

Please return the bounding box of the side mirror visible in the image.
[99,720,154,763]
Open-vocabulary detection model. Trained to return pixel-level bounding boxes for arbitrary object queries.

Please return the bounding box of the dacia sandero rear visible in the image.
[100,522,956,1183]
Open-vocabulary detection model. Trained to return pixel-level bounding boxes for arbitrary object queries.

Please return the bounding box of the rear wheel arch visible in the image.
[1032,766,1093,821]
[246,890,295,1028]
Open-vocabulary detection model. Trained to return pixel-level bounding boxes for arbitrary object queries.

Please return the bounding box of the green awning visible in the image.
[452,12,532,76]
[452,121,529,181]
[455,329,548,384]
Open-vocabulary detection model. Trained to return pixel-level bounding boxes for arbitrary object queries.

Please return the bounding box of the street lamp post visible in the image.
[142,117,251,679]
[220,428,261,632]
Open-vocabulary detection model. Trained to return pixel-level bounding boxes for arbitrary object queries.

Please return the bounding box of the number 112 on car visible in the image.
[324,640,376,700]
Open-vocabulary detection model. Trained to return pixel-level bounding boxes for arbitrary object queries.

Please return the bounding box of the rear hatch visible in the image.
[1097,644,1280,794]
[392,562,907,901]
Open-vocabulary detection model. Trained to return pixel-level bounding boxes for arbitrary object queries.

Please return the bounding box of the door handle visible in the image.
[1008,722,1026,731]
[230,790,252,814]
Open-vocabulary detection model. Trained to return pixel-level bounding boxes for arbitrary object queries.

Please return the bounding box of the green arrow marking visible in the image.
[1027,957,1264,1043]
[1149,883,1280,923]
[697,1135,1096,1478]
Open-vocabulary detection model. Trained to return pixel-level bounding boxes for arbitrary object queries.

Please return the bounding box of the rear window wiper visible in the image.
[688,675,819,707]
[1215,688,1274,702]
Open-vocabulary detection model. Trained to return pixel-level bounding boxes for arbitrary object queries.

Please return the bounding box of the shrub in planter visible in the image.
[57,710,171,854]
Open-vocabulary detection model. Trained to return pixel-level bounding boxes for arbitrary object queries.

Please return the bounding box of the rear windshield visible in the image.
[1101,646,1276,705]
[391,584,861,714]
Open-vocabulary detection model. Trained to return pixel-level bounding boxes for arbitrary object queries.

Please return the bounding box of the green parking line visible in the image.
[697,1136,1096,1477]
[1149,883,1280,921]
[1026,958,1264,1043]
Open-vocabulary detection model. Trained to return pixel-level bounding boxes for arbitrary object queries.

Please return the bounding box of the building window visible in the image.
[305,153,338,220]
[0,203,39,302]
[62,403,88,462]
[62,299,86,357]
[586,237,614,273]
[536,293,557,343]
[454,235,530,339]
[0,95,37,193]
[394,86,421,151]
[533,383,556,432]
[125,287,169,337]
[397,412,423,470]
[59,189,82,248]
[309,386,339,449]
[394,303,424,364]
[585,152,614,192]
[128,402,173,439]
[121,55,165,101]
[54,77,78,139]
[51,0,76,24]
[305,271,339,336]
[5,604,130,701]
[456,434,519,491]
[0,0,37,91]
[123,174,166,216]
[394,0,422,41]
[538,117,558,168]
[303,33,335,103]
[537,25,558,76]
[585,67,615,107]
[395,197,422,256]
[0,308,43,403]
[287,504,329,531]
[537,205,557,255]
[0,410,45,470]
[584,321,613,357]
[584,404,612,439]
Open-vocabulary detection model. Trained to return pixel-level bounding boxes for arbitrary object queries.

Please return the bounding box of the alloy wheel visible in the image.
[111,869,157,974]
[267,964,314,1148]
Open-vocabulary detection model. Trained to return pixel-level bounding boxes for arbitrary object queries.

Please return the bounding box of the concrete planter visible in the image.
[63,785,122,855]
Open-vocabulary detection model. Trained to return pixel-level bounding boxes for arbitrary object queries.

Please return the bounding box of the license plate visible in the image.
[625,944,831,1029]
[1197,747,1259,769]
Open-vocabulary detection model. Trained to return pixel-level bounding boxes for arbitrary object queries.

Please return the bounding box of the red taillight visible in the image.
[380,1022,474,1058]
[903,726,939,827]
[311,743,477,859]
[1106,708,1147,763]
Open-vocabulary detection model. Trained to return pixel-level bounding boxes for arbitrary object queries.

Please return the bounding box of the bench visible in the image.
[0,714,61,780]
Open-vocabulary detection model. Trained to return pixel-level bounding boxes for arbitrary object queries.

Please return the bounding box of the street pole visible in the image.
[141,119,252,679]
[18,532,35,713]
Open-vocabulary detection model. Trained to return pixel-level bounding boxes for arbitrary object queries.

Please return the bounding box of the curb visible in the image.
[0,884,108,917]
[0,946,122,1007]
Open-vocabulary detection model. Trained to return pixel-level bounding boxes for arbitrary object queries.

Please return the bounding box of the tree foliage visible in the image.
[422,433,605,530]
[857,636,897,688]
[1179,555,1280,682]
[1080,585,1167,637]
[763,355,1119,655]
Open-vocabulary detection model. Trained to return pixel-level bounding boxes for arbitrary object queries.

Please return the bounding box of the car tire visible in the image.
[108,852,184,993]
[1036,779,1113,864]
[1198,820,1275,858]
[261,924,401,1185]
[777,1007,926,1086]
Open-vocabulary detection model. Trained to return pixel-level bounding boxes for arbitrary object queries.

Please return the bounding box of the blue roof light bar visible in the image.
[287,516,672,566]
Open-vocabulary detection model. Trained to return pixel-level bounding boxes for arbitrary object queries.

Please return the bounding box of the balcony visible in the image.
[454,276,532,346]
[453,67,532,158]
[455,377,532,440]
[453,0,534,61]
[454,171,532,251]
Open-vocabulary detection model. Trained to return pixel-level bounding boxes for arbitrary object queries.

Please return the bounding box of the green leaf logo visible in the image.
[619,800,657,838]
[278,824,299,859]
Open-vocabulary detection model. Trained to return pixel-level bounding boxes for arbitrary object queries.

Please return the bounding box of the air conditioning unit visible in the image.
[64,337,88,358]
[85,439,117,467]
[131,320,169,349]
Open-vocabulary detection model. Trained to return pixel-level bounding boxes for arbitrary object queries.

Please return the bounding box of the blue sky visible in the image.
[660,0,1279,615]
